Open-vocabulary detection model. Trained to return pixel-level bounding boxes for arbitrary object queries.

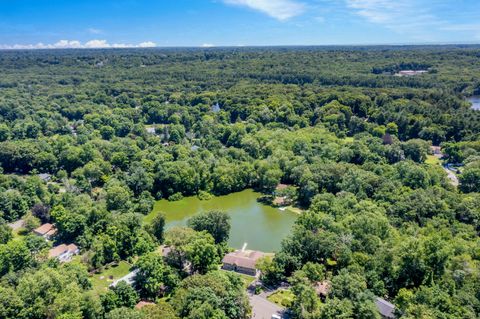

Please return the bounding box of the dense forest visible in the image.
[0,46,479,319]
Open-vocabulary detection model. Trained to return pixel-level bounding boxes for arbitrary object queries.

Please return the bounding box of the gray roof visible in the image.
[37,173,52,182]
[375,297,395,318]
[110,269,139,287]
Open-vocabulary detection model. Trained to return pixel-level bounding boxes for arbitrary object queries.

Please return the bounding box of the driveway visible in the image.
[249,293,285,319]
[443,165,459,187]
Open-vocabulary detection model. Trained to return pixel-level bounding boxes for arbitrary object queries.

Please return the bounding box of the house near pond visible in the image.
[33,223,57,240]
[272,183,294,207]
[48,244,79,262]
[222,249,266,276]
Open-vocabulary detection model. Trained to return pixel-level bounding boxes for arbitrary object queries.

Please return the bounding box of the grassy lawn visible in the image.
[90,261,132,295]
[267,289,295,308]
[237,273,255,288]
[426,155,441,166]
[285,206,304,215]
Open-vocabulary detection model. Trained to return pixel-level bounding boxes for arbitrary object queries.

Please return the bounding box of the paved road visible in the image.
[249,293,285,319]
[443,167,459,187]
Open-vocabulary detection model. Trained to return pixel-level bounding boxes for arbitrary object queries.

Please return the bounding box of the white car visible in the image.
[271,315,282,319]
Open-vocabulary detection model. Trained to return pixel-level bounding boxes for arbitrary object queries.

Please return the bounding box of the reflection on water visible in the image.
[148,189,298,252]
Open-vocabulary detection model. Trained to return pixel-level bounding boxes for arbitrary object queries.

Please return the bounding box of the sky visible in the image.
[0,0,479,49]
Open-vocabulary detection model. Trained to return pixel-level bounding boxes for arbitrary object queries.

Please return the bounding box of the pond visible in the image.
[145,189,298,252]
[467,96,480,110]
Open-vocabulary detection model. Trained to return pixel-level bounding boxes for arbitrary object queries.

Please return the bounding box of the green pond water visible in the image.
[146,189,298,252]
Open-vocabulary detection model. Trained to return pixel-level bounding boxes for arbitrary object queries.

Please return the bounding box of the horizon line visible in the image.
[1,42,480,51]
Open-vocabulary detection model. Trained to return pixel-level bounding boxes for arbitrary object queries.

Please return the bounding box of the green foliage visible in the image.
[134,252,179,299]
[0,47,479,318]
[187,210,231,244]
[171,271,251,319]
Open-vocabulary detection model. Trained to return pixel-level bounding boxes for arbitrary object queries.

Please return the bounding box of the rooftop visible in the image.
[314,281,331,296]
[222,249,266,270]
[375,297,396,319]
[34,223,56,236]
[48,243,78,258]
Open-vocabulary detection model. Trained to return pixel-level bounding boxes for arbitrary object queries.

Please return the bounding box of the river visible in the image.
[145,189,298,252]
[467,96,480,110]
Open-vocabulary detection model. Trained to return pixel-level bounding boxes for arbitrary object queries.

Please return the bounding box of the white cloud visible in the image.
[201,43,215,47]
[87,28,103,34]
[0,39,157,50]
[138,41,156,48]
[223,0,305,21]
[345,0,447,39]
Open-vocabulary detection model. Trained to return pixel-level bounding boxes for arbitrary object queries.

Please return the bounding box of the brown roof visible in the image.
[135,301,155,309]
[48,244,78,258]
[314,281,331,296]
[276,184,289,191]
[34,223,55,235]
[273,196,286,206]
[222,250,266,270]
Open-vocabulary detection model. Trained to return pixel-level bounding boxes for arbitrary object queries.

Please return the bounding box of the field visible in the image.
[267,289,295,308]
[425,155,441,166]
[90,261,132,295]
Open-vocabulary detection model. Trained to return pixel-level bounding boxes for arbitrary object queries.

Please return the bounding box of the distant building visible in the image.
[375,297,396,319]
[37,173,52,183]
[272,196,287,207]
[33,223,57,240]
[146,127,156,134]
[314,280,331,299]
[49,244,79,262]
[382,133,393,145]
[395,70,428,77]
[273,184,293,207]
[222,249,266,276]
[212,103,221,113]
[275,184,289,192]
[430,145,442,155]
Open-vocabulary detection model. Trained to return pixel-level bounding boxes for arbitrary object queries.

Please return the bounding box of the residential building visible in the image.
[375,297,396,319]
[49,244,79,262]
[33,223,57,240]
[222,249,266,276]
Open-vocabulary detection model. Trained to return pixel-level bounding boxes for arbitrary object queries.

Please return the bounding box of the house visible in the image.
[382,133,393,145]
[37,173,52,183]
[212,103,221,113]
[146,127,156,134]
[33,223,57,240]
[375,297,396,319]
[222,249,266,276]
[395,70,428,77]
[273,184,294,207]
[272,196,287,207]
[314,280,331,299]
[430,146,442,156]
[110,269,139,287]
[275,184,289,192]
[49,244,79,262]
